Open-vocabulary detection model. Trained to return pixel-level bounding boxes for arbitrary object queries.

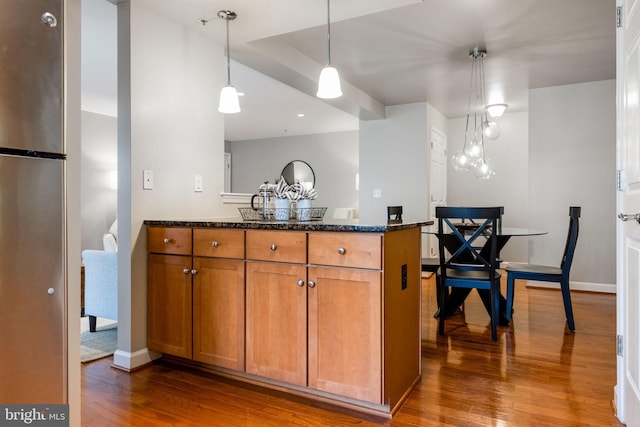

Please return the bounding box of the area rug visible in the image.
[81,316,117,363]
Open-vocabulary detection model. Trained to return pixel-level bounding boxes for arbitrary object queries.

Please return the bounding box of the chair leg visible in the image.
[560,278,575,331]
[437,277,446,336]
[490,284,498,341]
[506,274,515,321]
[89,315,97,333]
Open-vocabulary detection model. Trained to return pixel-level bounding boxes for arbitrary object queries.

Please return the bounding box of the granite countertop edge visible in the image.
[143,219,433,232]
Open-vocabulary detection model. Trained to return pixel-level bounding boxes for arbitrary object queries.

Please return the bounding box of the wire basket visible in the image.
[238,207,327,222]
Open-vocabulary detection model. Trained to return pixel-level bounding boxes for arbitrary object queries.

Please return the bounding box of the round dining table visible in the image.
[422,225,548,323]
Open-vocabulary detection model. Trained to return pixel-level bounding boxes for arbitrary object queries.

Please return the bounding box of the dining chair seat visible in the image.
[421,257,440,273]
[505,206,580,331]
[506,264,562,276]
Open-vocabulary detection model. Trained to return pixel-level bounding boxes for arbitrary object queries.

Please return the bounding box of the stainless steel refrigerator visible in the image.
[0,0,67,403]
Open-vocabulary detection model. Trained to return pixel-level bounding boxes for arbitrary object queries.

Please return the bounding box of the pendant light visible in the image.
[451,47,499,179]
[218,10,240,114]
[317,0,342,99]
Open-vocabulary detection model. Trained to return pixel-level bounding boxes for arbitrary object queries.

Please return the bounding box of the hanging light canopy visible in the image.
[218,10,240,114]
[317,0,342,99]
[451,47,503,179]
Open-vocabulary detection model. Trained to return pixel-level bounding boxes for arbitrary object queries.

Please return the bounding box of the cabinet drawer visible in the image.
[193,229,244,259]
[148,227,192,255]
[308,232,382,269]
[246,230,307,264]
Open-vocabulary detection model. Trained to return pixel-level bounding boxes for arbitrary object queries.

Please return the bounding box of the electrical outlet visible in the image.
[194,174,203,192]
[143,170,153,190]
[373,189,382,198]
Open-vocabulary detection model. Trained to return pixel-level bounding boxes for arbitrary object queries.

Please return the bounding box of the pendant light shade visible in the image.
[317,0,342,99]
[219,85,240,114]
[317,66,342,99]
[218,10,240,114]
[485,103,508,118]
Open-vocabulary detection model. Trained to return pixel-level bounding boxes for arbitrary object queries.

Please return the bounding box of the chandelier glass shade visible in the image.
[451,47,501,179]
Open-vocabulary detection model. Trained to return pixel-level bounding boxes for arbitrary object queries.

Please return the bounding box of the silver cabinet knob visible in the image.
[297,279,305,287]
[48,288,55,295]
[191,269,198,275]
[337,247,346,255]
[308,280,316,288]
[163,238,171,244]
[270,243,277,251]
[183,268,190,274]
[41,12,57,28]
[212,241,219,247]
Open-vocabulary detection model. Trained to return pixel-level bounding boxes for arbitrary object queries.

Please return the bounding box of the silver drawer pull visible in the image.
[308,280,316,288]
[270,243,277,251]
[163,238,171,244]
[337,247,346,255]
[297,279,305,287]
[212,241,220,247]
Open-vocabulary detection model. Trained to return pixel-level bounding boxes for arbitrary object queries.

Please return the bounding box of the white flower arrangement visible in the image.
[287,180,317,201]
[274,176,318,201]
[273,176,290,200]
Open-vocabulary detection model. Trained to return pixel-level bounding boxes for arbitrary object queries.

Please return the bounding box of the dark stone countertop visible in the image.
[144,218,433,232]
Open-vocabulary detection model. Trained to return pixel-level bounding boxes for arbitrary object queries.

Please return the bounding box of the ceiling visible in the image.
[87,0,616,141]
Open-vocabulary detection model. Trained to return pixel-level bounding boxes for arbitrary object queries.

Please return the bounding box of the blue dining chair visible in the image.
[436,206,503,341]
[505,206,581,331]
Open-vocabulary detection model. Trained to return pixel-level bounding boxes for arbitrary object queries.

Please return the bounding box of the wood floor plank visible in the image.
[81,276,623,426]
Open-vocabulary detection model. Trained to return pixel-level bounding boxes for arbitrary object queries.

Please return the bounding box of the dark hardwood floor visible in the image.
[82,276,623,426]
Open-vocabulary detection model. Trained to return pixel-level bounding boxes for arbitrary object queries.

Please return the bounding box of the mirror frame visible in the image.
[280,160,315,190]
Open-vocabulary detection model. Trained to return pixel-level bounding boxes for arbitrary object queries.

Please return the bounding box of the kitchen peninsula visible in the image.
[144,218,429,417]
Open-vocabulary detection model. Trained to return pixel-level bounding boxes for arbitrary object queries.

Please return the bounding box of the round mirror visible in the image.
[280,160,315,190]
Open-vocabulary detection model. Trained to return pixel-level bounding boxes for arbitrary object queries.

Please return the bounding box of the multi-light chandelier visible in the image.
[451,47,507,179]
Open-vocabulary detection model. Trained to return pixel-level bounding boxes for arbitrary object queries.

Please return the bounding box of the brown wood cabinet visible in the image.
[307,266,382,403]
[146,222,422,417]
[147,227,245,369]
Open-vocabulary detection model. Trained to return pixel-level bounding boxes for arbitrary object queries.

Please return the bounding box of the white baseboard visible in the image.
[525,280,616,294]
[113,348,162,371]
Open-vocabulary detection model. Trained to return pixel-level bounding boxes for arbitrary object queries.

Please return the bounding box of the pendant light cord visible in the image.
[225,16,232,85]
[326,0,332,65]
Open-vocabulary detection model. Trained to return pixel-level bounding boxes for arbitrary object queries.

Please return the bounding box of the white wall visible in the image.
[447,111,530,262]
[529,80,616,288]
[80,111,117,250]
[359,102,430,224]
[115,0,225,370]
[228,131,359,215]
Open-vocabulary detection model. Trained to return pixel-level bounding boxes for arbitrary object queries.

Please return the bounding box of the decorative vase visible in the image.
[274,198,290,221]
[297,199,312,221]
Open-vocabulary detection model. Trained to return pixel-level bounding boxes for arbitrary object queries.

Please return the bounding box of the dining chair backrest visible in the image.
[435,206,501,280]
[561,206,581,276]
[387,205,403,224]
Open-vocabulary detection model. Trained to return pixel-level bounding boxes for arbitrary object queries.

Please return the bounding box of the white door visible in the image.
[616,0,640,424]
[428,127,447,258]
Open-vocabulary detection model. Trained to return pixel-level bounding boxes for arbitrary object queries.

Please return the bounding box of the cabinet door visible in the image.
[245,261,307,386]
[147,254,193,358]
[193,257,245,370]
[308,266,382,404]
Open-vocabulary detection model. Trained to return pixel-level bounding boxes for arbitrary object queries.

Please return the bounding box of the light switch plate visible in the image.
[143,170,153,190]
[194,174,203,192]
